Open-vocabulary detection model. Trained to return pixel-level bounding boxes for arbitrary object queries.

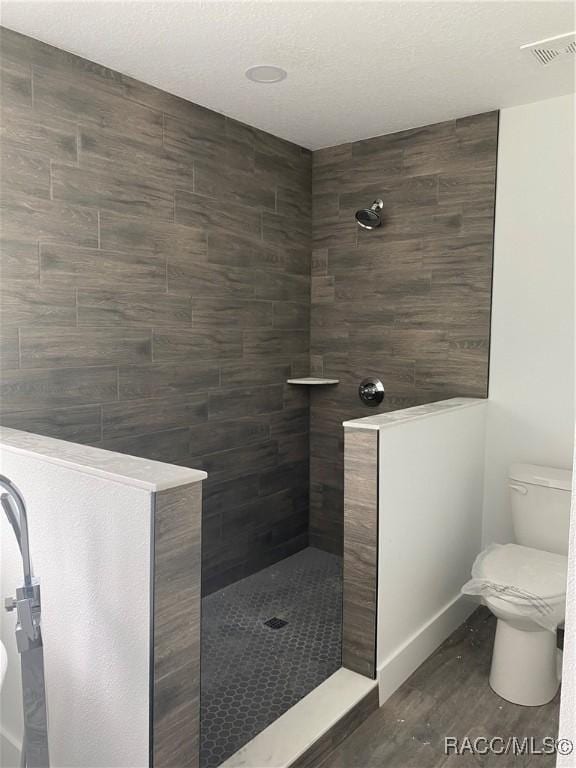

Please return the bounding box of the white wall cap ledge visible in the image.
[0,427,206,492]
[343,397,487,431]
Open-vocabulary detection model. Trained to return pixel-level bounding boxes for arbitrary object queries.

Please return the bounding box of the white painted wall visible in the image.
[483,94,575,546]
[377,400,487,702]
[558,437,576,767]
[0,447,151,768]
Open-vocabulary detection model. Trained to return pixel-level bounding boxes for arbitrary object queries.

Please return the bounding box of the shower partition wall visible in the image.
[0,427,206,768]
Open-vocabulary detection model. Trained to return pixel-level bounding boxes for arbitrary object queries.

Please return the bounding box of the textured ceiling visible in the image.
[1,1,574,149]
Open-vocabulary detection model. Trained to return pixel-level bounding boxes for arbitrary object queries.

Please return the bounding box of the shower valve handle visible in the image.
[358,377,385,407]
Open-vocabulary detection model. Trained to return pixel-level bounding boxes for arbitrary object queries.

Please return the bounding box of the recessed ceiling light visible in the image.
[245,65,287,84]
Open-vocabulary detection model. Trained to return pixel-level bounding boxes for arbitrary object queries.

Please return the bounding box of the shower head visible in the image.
[355,199,384,230]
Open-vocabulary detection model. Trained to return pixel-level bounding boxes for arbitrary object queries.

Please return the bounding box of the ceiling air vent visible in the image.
[521,32,576,66]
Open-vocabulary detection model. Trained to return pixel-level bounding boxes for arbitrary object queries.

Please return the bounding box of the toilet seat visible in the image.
[477,544,567,602]
[462,543,567,632]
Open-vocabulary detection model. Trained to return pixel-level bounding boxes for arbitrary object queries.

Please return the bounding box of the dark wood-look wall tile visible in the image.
[192,298,273,328]
[218,361,291,388]
[262,210,310,249]
[0,330,20,370]
[207,384,284,421]
[98,427,192,464]
[122,72,210,120]
[259,460,308,498]
[243,329,308,359]
[32,64,162,141]
[313,216,357,250]
[152,481,202,768]
[312,248,329,275]
[0,405,102,443]
[102,393,208,440]
[195,161,276,211]
[311,276,335,304]
[438,169,497,205]
[209,233,309,276]
[278,432,308,463]
[99,211,207,260]
[174,190,262,238]
[334,238,423,272]
[118,362,219,400]
[342,429,378,679]
[163,110,226,162]
[77,290,191,327]
[20,327,152,368]
[3,33,126,99]
[334,271,431,303]
[0,145,52,199]
[290,354,311,378]
[283,381,310,410]
[204,473,260,518]
[189,417,270,457]
[252,269,309,301]
[255,147,309,189]
[0,104,78,162]
[40,243,167,291]
[0,238,40,281]
[339,173,438,210]
[0,195,99,247]
[152,328,242,363]
[199,440,279,483]
[312,302,395,330]
[269,407,309,438]
[167,258,255,298]
[51,162,175,220]
[272,302,309,330]
[309,112,497,554]
[0,52,32,109]
[0,284,76,326]
[0,320,28,362]
[207,231,270,268]
[78,125,196,195]
[0,366,118,413]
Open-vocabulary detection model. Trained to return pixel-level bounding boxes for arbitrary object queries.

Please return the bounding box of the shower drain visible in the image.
[264,617,288,630]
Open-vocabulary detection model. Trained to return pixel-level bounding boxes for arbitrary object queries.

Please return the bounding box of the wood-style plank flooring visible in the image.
[319,608,560,767]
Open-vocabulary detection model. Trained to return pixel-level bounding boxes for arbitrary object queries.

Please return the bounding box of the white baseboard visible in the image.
[377,594,476,704]
[0,726,22,768]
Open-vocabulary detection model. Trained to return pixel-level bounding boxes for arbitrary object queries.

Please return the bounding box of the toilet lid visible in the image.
[478,544,567,599]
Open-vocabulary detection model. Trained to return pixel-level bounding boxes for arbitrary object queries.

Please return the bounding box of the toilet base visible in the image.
[489,619,560,706]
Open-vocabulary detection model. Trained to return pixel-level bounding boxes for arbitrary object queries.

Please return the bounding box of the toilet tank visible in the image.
[509,464,573,555]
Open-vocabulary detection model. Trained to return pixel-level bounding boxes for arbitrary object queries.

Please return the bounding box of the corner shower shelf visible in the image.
[286,377,340,385]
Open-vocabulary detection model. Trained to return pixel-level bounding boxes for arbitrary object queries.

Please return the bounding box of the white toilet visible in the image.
[463,463,572,707]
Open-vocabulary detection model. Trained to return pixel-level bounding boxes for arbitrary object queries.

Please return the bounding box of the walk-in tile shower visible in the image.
[0,24,498,766]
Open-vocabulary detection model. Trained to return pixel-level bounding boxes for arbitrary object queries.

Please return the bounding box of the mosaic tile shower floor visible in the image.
[200,547,343,768]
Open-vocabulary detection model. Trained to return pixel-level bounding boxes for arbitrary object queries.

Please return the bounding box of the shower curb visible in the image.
[219,668,378,768]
